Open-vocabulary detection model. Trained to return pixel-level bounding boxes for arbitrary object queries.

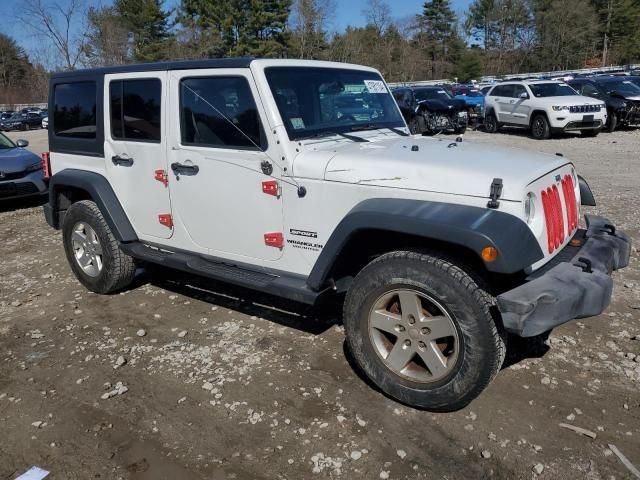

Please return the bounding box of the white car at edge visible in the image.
[484,80,607,139]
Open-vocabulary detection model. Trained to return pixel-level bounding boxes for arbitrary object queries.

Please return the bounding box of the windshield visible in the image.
[0,132,15,149]
[600,79,640,96]
[265,67,404,140]
[529,83,578,97]
[9,113,23,120]
[415,89,452,101]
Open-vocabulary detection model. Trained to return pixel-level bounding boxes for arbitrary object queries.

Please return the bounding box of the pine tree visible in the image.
[417,0,462,78]
[115,0,173,62]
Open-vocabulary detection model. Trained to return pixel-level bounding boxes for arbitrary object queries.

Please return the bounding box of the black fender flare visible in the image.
[47,169,138,242]
[578,175,596,206]
[306,198,544,291]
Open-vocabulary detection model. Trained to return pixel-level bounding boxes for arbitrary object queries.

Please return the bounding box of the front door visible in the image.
[167,69,284,262]
[104,72,172,240]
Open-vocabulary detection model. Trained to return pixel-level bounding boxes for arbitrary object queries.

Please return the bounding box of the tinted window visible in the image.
[581,83,600,96]
[512,85,528,98]
[54,82,97,139]
[110,79,161,142]
[529,83,578,97]
[490,85,512,97]
[180,77,265,150]
[414,88,451,101]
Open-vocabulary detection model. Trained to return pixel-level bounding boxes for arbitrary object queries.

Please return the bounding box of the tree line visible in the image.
[2,0,639,105]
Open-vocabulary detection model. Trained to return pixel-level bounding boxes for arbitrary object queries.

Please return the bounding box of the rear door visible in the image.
[490,84,515,122]
[104,72,173,240]
[511,84,532,125]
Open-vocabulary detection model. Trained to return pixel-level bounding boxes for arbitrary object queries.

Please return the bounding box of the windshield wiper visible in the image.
[298,130,368,142]
[350,124,409,136]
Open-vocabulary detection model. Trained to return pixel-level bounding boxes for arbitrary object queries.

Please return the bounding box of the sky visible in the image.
[0,0,472,63]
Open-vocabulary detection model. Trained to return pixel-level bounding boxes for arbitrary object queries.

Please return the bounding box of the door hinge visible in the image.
[487,178,503,209]
[264,232,284,248]
[154,169,168,187]
[158,214,173,229]
[262,180,280,197]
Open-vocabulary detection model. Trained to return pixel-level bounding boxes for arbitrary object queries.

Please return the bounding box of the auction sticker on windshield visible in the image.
[364,80,387,94]
[290,117,305,130]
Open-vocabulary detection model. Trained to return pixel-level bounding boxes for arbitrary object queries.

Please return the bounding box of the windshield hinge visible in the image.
[487,178,503,209]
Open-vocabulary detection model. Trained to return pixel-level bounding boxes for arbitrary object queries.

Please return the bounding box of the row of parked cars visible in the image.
[0,108,48,132]
[393,75,640,139]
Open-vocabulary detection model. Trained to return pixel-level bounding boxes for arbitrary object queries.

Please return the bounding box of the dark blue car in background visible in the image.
[0,132,47,200]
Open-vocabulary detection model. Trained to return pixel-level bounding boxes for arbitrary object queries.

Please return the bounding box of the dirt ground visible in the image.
[1,127,639,480]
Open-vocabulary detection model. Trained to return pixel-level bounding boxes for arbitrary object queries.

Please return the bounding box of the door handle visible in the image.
[171,162,199,175]
[112,155,134,167]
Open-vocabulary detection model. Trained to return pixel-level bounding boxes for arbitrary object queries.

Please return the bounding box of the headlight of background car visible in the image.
[552,106,570,111]
[524,192,536,224]
[25,162,43,172]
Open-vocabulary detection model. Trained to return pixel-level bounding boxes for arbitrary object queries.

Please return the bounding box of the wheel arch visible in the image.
[46,169,137,243]
[307,198,543,291]
[529,109,549,127]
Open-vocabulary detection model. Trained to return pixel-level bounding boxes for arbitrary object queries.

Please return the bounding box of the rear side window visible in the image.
[110,79,161,142]
[53,82,97,139]
[179,76,266,150]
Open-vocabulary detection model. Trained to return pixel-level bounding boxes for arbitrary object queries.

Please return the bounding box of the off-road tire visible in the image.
[62,200,136,294]
[484,112,499,133]
[530,113,551,140]
[343,251,506,412]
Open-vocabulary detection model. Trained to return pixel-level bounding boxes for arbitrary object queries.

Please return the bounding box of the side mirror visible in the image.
[16,139,29,148]
[519,92,529,99]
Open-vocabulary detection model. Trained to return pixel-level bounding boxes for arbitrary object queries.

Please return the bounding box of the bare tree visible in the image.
[363,0,392,35]
[290,0,336,59]
[19,0,87,70]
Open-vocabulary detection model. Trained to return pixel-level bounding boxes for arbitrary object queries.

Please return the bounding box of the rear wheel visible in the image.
[62,200,136,294]
[343,251,506,411]
[530,114,551,140]
[484,112,499,133]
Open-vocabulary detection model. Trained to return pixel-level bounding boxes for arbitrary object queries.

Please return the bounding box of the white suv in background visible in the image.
[484,80,607,139]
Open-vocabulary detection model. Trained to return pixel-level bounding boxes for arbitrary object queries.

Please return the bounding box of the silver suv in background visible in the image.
[484,81,607,139]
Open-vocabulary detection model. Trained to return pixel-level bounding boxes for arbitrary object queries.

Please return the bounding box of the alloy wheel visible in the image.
[368,288,459,383]
[71,222,103,277]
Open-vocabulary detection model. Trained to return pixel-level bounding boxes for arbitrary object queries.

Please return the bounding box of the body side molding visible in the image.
[307,198,544,290]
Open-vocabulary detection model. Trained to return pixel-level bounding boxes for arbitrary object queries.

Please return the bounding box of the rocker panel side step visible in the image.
[120,242,321,305]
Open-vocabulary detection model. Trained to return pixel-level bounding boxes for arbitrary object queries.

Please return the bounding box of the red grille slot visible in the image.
[541,183,567,254]
[551,185,565,249]
[561,175,578,232]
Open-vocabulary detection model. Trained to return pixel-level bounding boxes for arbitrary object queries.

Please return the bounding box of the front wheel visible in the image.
[605,111,618,132]
[343,251,506,412]
[62,200,136,294]
[530,114,551,140]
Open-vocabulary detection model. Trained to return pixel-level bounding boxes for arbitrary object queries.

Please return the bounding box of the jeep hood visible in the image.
[295,135,569,201]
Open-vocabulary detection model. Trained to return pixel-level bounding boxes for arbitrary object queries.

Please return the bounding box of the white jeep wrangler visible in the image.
[43,59,630,411]
[484,80,607,139]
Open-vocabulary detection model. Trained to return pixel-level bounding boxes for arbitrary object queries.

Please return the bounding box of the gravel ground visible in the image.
[0,127,639,480]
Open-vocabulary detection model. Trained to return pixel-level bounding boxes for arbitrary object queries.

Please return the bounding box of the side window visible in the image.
[110,79,161,142]
[180,76,266,150]
[512,85,528,98]
[582,84,599,96]
[53,82,97,139]
[490,85,507,97]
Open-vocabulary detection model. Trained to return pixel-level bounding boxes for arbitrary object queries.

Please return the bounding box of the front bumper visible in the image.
[497,215,631,337]
[0,170,48,200]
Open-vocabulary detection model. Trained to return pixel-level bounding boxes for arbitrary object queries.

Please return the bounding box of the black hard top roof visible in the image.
[51,57,254,80]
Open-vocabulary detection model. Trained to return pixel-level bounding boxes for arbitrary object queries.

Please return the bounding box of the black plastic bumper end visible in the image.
[497,215,631,337]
